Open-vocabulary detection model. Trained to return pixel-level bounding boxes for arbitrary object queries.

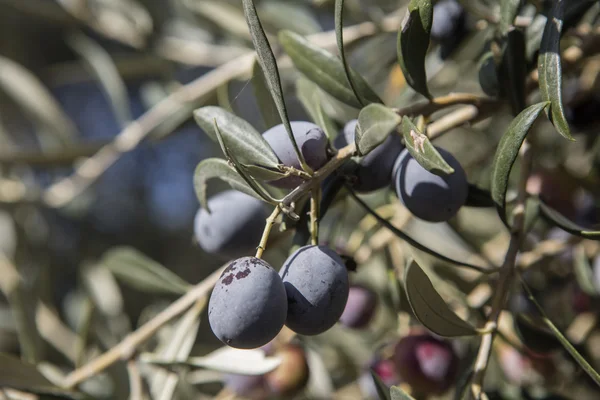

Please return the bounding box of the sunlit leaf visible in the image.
[251,58,280,130]
[355,104,401,156]
[194,158,262,211]
[401,117,453,175]
[521,279,600,386]
[102,247,191,295]
[370,370,391,400]
[194,106,279,168]
[142,347,281,376]
[539,201,600,240]
[538,0,574,141]
[396,0,433,99]
[296,77,339,140]
[242,0,308,171]
[335,0,363,107]
[279,30,382,108]
[491,102,548,223]
[0,353,83,399]
[391,385,417,400]
[404,261,478,337]
[259,1,321,35]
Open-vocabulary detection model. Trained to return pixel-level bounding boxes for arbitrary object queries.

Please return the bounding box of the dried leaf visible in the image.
[491,102,548,223]
[401,117,454,175]
[279,30,381,108]
[396,0,433,99]
[538,0,574,141]
[355,104,401,156]
[404,261,478,337]
[102,247,191,295]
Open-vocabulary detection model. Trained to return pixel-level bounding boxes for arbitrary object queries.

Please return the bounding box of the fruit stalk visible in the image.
[256,206,282,258]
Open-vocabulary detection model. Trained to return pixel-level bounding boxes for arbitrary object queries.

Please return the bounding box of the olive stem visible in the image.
[470,140,532,399]
[394,92,497,118]
[310,187,320,246]
[256,206,282,258]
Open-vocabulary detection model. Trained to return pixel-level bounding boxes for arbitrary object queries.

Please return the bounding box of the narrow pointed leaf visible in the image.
[465,184,495,207]
[335,0,363,107]
[102,247,191,295]
[491,102,548,222]
[401,117,454,175]
[499,29,527,115]
[194,158,261,211]
[355,104,401,156]
[0,353,83,399]
[404,261,478,337]
[538,0,574,141]
[259,1,322,36]
[194,106,279,168]
[241,0,308,171]
[242,163,287,182]
[370,370,391,400]
[521,279,600,386]
[539,201,600,240]
[573,245,599,296]
[396,0,433,99]
[391,386,417,400]
[499,0,521,34]
[296,78,339,140]
[279,29,382,108]
[251,58,280,130]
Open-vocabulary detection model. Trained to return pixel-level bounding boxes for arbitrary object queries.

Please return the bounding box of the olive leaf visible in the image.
[102,247,191,295]
[194,106,279,169]
[296,77,339,140]
[335,0,364,107]
[241,0,308,172]
[396,0,433,99]
[491,102,548,223]
[0,353,83,399]
[499,28,527,115]
[404,260,478,337]
[251,58,280,130]
[573,245,599,296]
[194,158,262,211]
[141,347,282,376]
[401,117,454,175]
[538,0,574,141]
[370,370,391,400]
[279,30,382,108]
[355,104,401,156]
[499,0,521,34]
[521,278,600,386]
[465,184,495,207]
[0,55,77,145]
[391,386,417,400]
[258,1,322,36]
[539,201,600,240]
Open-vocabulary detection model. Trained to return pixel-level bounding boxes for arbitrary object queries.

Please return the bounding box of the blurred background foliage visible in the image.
[0,0,600,399]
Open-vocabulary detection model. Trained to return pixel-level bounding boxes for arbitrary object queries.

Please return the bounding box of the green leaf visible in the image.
[404,260,478,337]
[369,370,391,400]
[335,0,363,107]
[573,245,599,296]
[499,28,527,115]
[396,0,433,99]
[490,102,548,223]
[391,386,417,400]
[258,1,322,36]
[355,104,401,156]
[539,201,600,240]
[194,106,279,168]
[464,184,495,208]
[499,0,521,34]
[296,77,339,141]
[521,279,600,386]
[103,247,191,295]
[251,58,280,130]
[241,0,308,171]
[401,117,454,175]
[538,0,574,141]
[0,353,83,399]
[242,163,287,182]
[279,29,382,108]
[194,158,262,211]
